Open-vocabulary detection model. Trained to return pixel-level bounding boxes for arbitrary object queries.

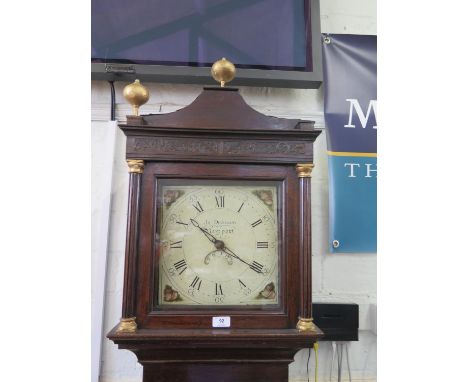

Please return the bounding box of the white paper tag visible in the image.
[212,316,230,328]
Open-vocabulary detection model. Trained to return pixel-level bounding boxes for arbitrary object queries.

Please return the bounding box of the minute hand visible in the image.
[222,246,262,273]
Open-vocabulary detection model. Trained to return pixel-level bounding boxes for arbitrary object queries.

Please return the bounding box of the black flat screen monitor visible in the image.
[91,0,322,88]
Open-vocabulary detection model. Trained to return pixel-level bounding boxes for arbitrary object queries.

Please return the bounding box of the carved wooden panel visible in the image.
[125,134,316,163]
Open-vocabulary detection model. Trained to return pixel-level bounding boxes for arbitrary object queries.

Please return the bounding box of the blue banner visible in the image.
[322,34,377,253]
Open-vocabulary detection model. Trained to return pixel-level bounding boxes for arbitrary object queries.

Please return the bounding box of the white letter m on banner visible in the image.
[344,99,377,129]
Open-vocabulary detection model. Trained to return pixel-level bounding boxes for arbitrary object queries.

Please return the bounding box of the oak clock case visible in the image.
[108,86,323,382]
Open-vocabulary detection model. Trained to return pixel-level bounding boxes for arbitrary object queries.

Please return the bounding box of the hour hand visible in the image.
[190,218,200,228]
[190,218,217,243]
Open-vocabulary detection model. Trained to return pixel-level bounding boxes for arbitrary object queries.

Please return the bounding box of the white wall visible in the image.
[92,1,377,381]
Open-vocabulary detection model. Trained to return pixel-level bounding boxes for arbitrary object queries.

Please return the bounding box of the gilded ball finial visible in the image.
[123,79,150,116]
[211,58,236,87]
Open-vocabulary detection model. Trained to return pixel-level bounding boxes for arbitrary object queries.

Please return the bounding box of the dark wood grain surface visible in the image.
[128,87,315,131]
[109,326,323,382]
[299,175,313,320]
[122,171,142,318]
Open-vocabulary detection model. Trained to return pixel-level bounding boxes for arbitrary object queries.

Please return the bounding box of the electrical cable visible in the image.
[330,341,336,382]
[345,343,352,382]
[341,343,345,381]
[307,348,311,382]
[337,343,343,382]
[337,343,340,382]
[108,81,116,121]
[329,342,352,382]
[313,342,319,382]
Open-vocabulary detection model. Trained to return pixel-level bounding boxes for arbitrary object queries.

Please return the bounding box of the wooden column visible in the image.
[295,163,317,333]
[117,159,144,333]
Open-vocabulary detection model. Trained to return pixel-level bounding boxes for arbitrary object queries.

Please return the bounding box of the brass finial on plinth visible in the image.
[296,317,318,333]
[116,317,137,333]
[123,79,150,116]
[211,58,236,87]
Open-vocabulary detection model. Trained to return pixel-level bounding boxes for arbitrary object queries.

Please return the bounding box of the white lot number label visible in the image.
[212,316,231,328]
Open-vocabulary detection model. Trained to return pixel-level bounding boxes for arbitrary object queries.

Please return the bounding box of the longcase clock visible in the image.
[108,65,323,382]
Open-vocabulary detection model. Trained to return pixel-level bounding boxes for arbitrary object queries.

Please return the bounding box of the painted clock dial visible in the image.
[157,180,280,306]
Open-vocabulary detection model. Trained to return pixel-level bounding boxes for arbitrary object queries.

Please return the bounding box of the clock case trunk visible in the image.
[108,87,323,382]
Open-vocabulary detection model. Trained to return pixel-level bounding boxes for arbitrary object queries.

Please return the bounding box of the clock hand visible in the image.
[190,219,261,273]
[190,218,217,243]
[190,219,225,250]
[221,246,262,273]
